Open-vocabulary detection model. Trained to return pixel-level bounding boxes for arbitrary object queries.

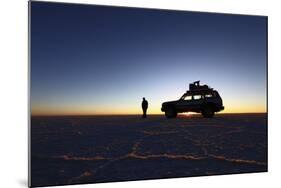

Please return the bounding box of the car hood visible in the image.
[162,100,179,106]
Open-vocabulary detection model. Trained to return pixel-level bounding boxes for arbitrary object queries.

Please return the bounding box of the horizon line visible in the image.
[31,112,267,117]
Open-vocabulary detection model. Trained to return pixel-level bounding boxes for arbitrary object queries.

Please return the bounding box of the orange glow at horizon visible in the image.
[31,101,266,116]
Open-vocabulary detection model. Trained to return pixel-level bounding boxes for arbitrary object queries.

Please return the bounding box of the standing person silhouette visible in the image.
[142,97,148,118]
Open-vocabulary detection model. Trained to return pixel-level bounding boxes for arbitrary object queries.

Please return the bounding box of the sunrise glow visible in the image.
[31,3,267,116]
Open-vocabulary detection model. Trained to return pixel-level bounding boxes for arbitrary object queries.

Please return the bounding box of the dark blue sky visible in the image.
[31,2,267,115]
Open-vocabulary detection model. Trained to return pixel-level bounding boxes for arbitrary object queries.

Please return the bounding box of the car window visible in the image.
[183,95,192,100]
[193,95,202,100]
[205,94,213,98]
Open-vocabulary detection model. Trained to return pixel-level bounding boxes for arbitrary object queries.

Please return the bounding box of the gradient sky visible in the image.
[31,2,267,115]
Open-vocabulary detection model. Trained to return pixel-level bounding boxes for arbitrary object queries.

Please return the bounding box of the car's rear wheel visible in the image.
[165,108,177,118]
[202,106,214,118]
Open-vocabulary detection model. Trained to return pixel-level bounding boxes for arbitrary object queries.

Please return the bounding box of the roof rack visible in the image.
[187,81,213,94]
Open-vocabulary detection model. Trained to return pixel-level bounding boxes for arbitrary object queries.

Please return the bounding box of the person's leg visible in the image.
[144,108,147,118]
[142,108,145,118]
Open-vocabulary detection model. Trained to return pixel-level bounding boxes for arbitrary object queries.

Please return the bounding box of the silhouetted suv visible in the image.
[161,81,224,118]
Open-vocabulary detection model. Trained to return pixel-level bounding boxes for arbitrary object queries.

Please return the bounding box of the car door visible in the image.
[176,95,192,111]
[191,94,203,111]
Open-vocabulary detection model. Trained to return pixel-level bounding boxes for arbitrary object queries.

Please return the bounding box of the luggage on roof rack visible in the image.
[189,81,210,91]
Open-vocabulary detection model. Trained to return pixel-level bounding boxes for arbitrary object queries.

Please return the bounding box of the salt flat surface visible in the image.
[31,114,267,187]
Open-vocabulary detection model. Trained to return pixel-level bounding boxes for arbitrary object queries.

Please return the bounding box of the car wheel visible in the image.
[165,108,177,118]
[202,106,214,118]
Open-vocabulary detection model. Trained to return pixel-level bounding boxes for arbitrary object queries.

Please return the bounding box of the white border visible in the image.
[1,0,281,188]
